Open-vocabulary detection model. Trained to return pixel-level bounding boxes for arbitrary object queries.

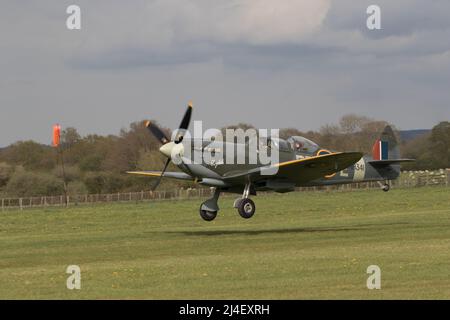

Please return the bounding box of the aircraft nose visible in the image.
[159,142,175,158]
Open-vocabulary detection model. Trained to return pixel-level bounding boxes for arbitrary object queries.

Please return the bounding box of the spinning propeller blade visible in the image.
[148,102,193,191]
[145,121,169,145]
[174,102,193,144]
[179,102,193,130]
[151,158,171,191]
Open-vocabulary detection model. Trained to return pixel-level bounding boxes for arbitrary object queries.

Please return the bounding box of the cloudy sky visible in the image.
[1,0,449,146]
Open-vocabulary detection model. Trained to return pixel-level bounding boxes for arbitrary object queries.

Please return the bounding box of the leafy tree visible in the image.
[0,162,14,187]
[6,169,64,197]
[102,121,165,172]
[429,121,450,168]
[52,165,81,183]
[1,141,55,170]
[83,172,107,194]
[279,128,305,140]
[401,132,431,170]
[61,127,81,148]
[339,114,372,134]
[318,115,389,153]
[79,154,104,172]
[402,121,449,170]
[67,181,88,195]
[136,150,168,171]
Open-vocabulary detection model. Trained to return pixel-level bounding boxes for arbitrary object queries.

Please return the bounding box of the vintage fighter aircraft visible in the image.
[128,104,413,221]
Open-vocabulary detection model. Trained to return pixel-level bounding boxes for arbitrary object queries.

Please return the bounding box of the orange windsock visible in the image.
[53,124,61,147]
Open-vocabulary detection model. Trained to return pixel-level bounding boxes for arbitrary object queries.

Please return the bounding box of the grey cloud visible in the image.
[62,0,450,70]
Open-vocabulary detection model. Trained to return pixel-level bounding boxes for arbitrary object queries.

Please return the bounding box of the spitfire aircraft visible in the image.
[128,104,414,221]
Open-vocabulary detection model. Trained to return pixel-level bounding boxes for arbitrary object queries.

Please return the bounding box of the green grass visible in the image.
[0,186,449,299]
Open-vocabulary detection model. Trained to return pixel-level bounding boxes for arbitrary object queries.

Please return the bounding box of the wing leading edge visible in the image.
[127,171,194,181]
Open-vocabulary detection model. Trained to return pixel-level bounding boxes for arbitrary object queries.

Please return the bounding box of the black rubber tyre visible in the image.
[382,183,390,192]
[237,198,256,219]
[200,209,217,221]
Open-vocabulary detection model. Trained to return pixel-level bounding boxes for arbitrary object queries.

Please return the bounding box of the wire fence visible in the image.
[1,169,448,211]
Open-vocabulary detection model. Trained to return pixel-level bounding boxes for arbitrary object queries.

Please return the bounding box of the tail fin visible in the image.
[369,125,414,166]
[371,125,399,160]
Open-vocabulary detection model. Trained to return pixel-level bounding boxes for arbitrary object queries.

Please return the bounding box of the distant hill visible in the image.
[399,129,430,143]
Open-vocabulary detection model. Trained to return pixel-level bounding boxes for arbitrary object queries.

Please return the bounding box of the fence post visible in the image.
[1,198,4,211]
[19,198,23,210]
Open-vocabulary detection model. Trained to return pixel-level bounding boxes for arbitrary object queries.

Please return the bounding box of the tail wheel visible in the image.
[237,198,256,219]
[382,183,390,192]
[200,208,217,221]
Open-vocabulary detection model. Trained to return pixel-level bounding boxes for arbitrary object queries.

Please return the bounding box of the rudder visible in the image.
[372,125,400,160]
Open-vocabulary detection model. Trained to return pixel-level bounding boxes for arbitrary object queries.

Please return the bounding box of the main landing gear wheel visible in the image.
[199,188,221,221]
[199,208,217,221]
[237,198,256,219]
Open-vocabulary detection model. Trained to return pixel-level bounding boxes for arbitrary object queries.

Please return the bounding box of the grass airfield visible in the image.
[0,186,449,299]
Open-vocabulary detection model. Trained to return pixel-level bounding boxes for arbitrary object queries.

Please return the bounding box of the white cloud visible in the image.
[73,0,330,54]
[210,0,331,44]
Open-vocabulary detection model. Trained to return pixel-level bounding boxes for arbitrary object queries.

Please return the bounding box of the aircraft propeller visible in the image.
[145,102,193,190]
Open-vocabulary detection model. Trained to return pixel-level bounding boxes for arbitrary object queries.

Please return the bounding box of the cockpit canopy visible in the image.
[270,138,292,152]
[255,135,320,155]
[254,137,292,152]
[286,136,319,155]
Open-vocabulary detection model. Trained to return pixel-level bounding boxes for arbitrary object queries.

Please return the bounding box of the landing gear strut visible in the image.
[199,188,221,221]
[378,181,390,192]
[234,182,256,219]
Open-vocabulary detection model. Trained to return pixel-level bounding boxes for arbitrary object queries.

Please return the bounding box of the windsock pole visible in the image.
[53,124,68,207]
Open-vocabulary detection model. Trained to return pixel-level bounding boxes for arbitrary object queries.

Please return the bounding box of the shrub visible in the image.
[67,181,88,195]
[0,162,14,187]
[6,169,64,197]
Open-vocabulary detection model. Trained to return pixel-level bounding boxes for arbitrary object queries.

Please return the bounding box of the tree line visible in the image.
[0,116,448,198]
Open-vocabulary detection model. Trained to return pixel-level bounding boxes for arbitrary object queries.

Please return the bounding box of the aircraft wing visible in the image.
[127,171,194,181]
[223,152,363,185]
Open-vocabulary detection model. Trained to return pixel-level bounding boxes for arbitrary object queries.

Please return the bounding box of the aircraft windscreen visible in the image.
[270,138,292,152]
[255,137,292,152]
[287,136,319,154]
